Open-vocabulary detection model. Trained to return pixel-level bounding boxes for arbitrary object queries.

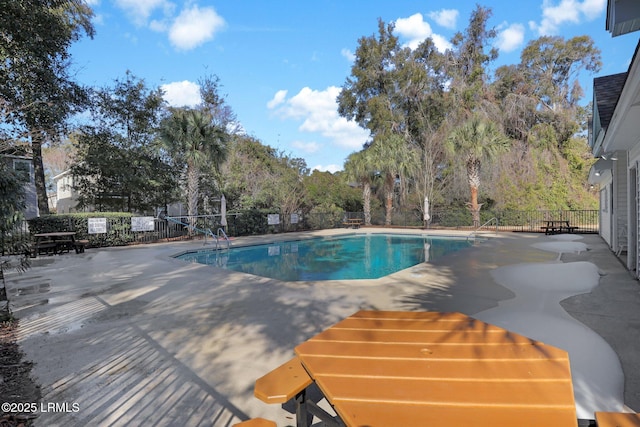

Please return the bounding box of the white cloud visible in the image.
[428,9,459,29]
[114,1,225,51]
[267,90,288,109]
[530,0,606,35]
[114,0,173,27]
[149,19,167,32]
[496,23,525,53]
[430,34,453,53]
[580,0,606,19]
[341,48,355,62]
[312,164,342,173]
[161,80,201,107]
[169,5,226,51]
[269,86,369,151]
[395,13,432,48]
[292,140,320,153]
[394,13,452,52]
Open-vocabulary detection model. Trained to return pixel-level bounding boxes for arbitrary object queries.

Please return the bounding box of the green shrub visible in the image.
[306,204,344,230]
[233,209,271,235]
[28,213,135,247]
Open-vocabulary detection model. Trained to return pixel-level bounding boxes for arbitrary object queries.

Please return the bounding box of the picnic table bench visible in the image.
[342,218,362,228]
[254,357,312,404]
[31,232,87,257]
[33,240,58,256]
[254,356,340,426]
[541,220,578,235]
[595,411,640,426]
[233,419,276,427]
[74,239,89,253]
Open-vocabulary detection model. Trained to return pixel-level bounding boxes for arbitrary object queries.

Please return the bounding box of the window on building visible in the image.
[13,159,31,183]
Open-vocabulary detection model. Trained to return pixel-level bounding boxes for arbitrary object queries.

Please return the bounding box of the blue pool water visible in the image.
[175,234,474,282]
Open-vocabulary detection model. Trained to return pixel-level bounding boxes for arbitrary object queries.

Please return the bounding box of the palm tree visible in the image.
[445,115,510,227]
[344,150,375,226]
[159,108,228,233]
[368,134,419,226]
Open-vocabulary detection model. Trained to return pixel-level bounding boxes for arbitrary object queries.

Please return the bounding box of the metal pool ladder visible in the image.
[203,228,231,249]
[467,217,498,241]
[216,228,231,249]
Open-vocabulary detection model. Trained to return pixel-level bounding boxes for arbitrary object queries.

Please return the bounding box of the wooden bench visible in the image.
[233,418,276,427]
[253,357,341,427]
[74,239,89,254]
[541,226,560,235]
[254,357,312,404]
[56,239,74,254]
[33,241,58,257]
[254,357,313,427]
[541,220,576,235]
[595,411,640,427]
[342,218,363,229]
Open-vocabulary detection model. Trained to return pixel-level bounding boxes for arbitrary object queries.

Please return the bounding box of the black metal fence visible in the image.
[421,209,598,233]
[339,208,599,233]
[2,209,599,254]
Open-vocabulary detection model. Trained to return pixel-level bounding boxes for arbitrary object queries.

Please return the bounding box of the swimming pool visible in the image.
[175,233,474,282]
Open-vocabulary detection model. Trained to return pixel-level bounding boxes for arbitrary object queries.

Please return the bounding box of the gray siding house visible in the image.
[589,0,640,276]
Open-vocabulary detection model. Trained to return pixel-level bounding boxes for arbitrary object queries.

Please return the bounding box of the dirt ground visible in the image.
[0,319,40,427]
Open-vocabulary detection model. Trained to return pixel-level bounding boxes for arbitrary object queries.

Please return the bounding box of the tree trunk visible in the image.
[363,183,371,226]
[31,137,50,215]
[385,190,393,226]
[186,162,199,235]
[469,186,481,228]
[467,158,481,228]
[384,173,395,226]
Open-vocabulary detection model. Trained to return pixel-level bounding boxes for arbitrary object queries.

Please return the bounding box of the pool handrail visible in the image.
[468,217,498,240]
[217,228,231,249]
[203,228,216,246]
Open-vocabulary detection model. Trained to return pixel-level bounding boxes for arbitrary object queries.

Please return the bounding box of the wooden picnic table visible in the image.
[33,232,85,256]
[542,220,578,235]
[293,310,578,427]
[342,218,362,229]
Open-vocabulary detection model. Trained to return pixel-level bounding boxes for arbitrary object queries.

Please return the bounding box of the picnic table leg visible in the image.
[295,389,310,427]
[295,389,343,427]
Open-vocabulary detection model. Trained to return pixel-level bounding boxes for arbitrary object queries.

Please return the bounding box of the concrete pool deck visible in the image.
[4,229,640,425]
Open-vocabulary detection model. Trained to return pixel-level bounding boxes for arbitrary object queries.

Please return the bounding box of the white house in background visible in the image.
[589,72,628,252]
[52,170,80,214]
[1,154,38,219]
[589,0,640,276]
[52,169,186,216]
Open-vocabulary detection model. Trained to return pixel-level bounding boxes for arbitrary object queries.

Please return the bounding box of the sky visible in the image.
[70,0,640,173]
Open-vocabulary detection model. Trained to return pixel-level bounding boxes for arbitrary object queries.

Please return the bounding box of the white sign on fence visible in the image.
[267,214,280,225]
[290,213,299,224]
[88,218,107,234]
[131,216,155,232]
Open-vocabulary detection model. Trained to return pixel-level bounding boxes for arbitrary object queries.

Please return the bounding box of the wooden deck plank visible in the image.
[296,340,569,360]
[233,419,277,427]
[315,376,575,407]
[299,355,572,380]
[311,327,541,344]
[333,316,512,332]
[335,401,578,427]
[595,412,640,427]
